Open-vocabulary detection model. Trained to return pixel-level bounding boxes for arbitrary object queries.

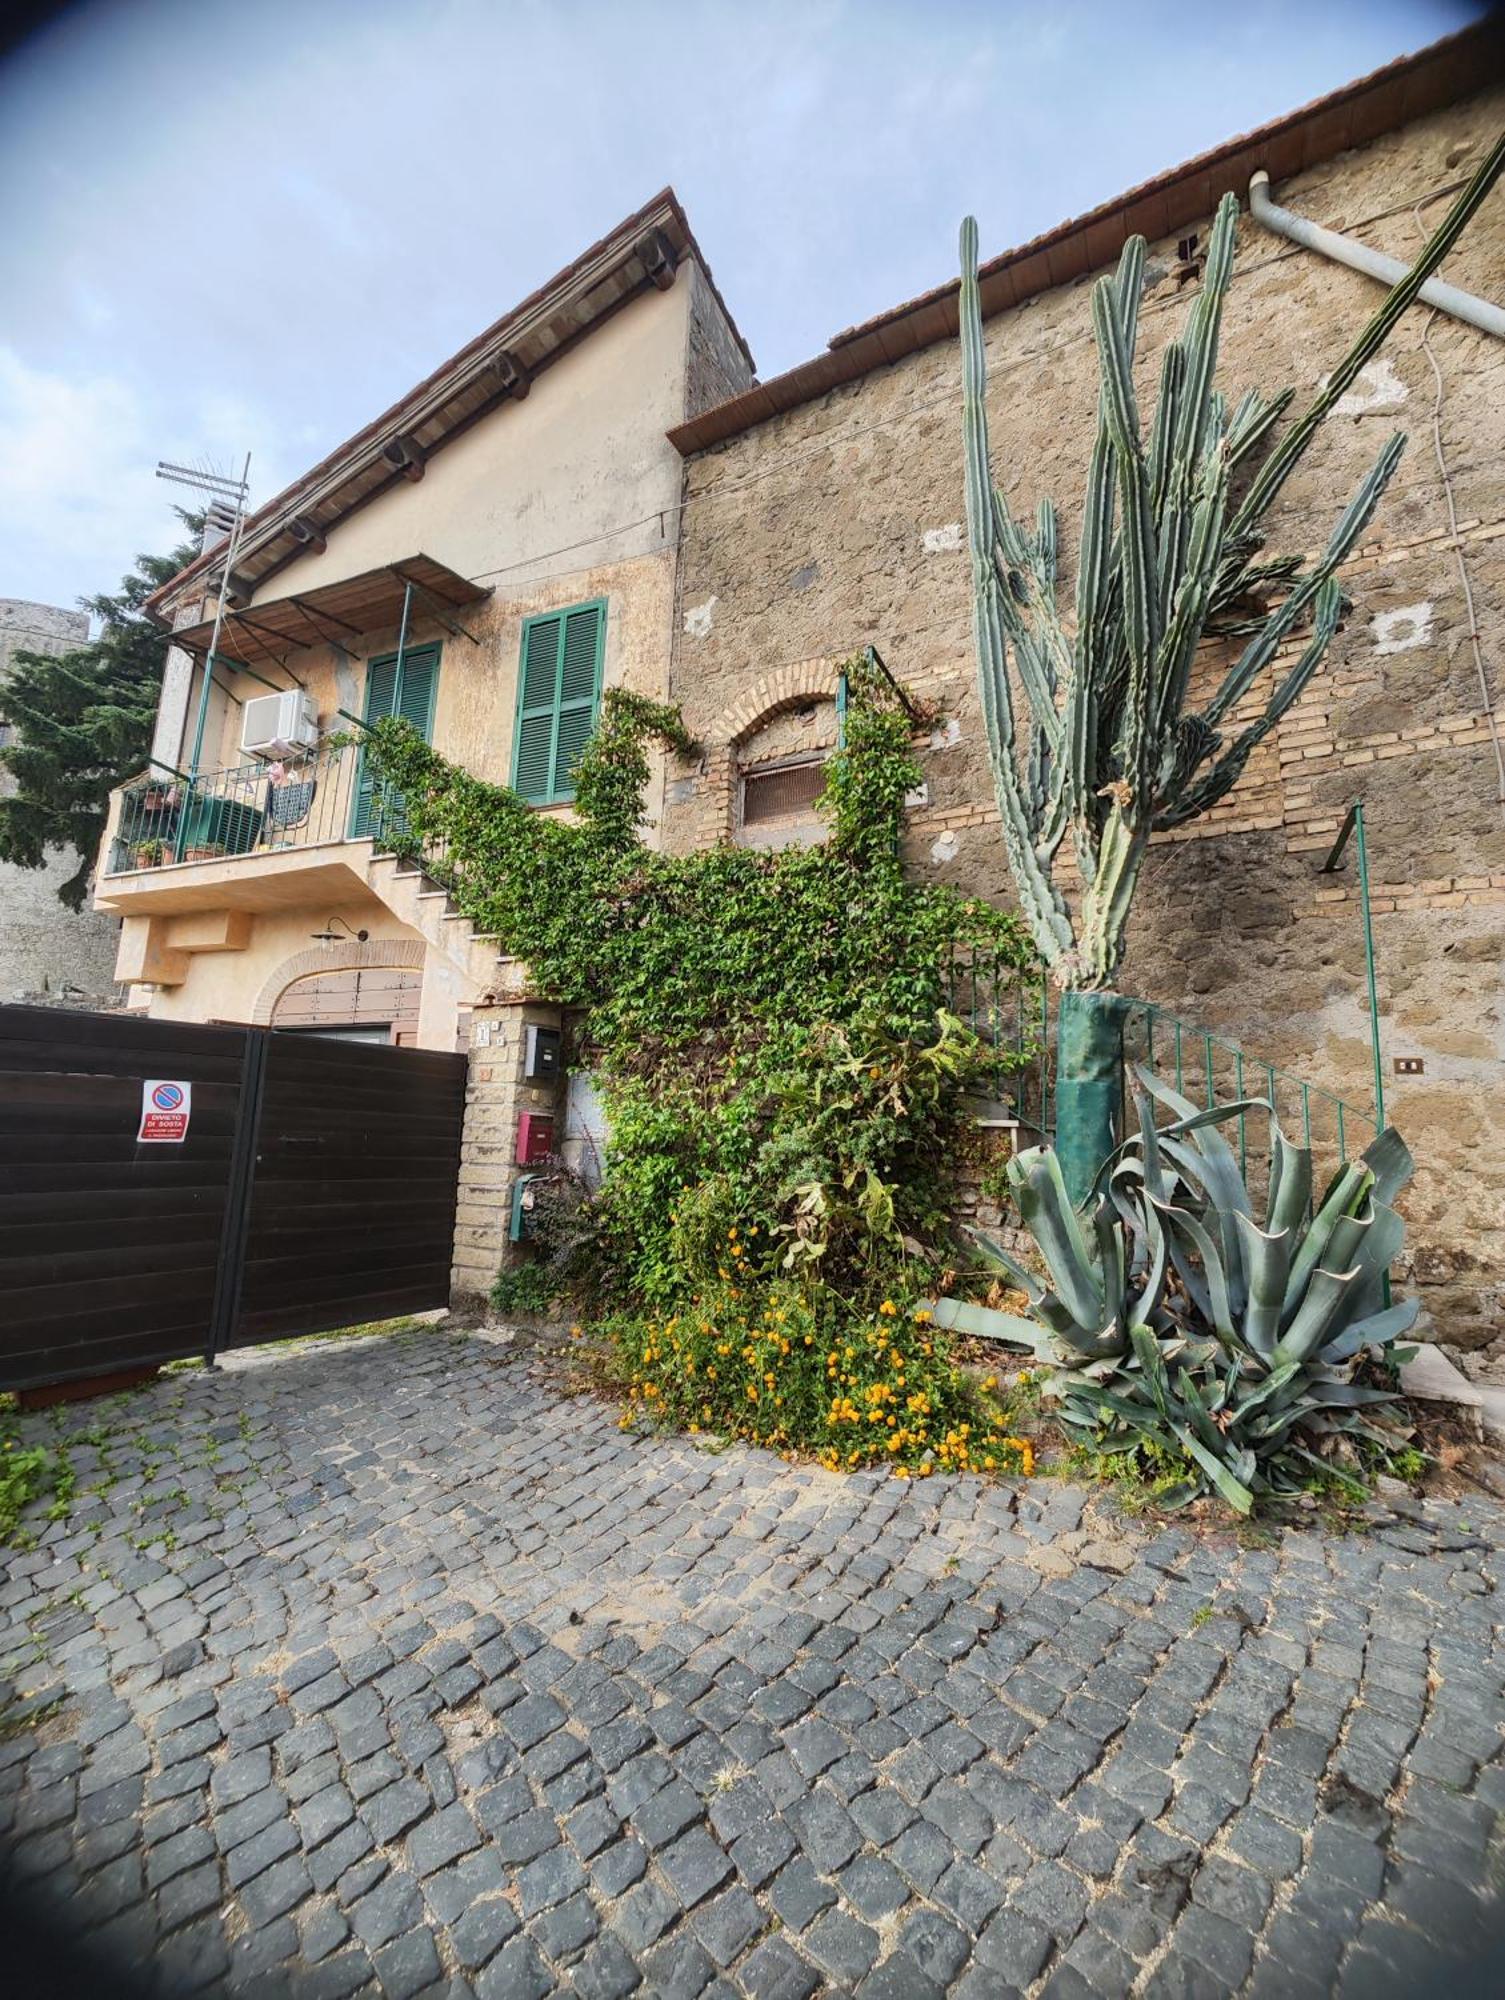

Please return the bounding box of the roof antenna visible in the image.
[156,452,252,787]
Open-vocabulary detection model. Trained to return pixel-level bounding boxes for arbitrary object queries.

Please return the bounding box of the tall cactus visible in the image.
[959,137,1504,1192]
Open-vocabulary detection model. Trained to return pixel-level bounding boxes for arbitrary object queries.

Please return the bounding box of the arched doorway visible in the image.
[270,963,423,1043]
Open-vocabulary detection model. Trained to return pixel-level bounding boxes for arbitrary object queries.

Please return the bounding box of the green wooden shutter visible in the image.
[363,655,401,725]
[513,617,562,803]
[554,606,605,796]
[393,644,439,735]
[511,601,605,804]
[351,644,440,839]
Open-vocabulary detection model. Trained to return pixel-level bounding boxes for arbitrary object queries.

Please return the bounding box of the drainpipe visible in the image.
[1247,172,1505,341]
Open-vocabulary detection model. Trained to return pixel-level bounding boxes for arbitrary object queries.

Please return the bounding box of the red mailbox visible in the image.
[516,1112,554,1165]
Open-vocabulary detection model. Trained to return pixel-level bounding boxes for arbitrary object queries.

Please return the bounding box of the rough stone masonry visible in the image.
[662,86,1505,1358]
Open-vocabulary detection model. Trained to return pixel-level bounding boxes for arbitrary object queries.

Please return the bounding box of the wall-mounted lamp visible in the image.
[310,916,370,945]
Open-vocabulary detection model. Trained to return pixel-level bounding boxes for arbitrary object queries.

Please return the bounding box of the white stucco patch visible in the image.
[930,716,962,752]
[332,647,358,718]
[1372,602,1434,656]
[923,523,963,553]
[1325,357,1408,417]
[904,783,930,809]
[683,596,718,638]
[930,828,960,863]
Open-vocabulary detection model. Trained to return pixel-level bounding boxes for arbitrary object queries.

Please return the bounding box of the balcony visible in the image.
[96,743,396,916]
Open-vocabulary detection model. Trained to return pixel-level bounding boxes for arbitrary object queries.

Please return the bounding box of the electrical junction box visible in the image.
[524,1025,561,1081]
[509,1172,545,1242]
[516,1112,554,1166]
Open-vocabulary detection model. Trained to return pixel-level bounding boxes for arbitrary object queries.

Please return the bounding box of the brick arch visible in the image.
[250,937,425,1024]
[713,657,841,750]
[694,659,842,843]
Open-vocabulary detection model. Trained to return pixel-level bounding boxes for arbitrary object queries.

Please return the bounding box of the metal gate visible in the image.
[0,1005,466,1392]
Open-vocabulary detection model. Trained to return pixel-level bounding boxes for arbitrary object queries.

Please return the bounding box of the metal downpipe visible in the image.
[1247,171,1505,341]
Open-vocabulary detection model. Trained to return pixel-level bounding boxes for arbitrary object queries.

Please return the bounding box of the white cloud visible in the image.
[0,347,288,610]
[0,347,160,611]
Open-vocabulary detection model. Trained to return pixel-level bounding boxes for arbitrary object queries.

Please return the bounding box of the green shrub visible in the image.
[614,1279,1033,1479]
[490,1264,562,1319]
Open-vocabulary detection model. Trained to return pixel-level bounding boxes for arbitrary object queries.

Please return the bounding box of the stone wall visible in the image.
[451,997,567,1309]
[0,599,123,1003]
[684,260,756,423]
[664,91,1505,1353]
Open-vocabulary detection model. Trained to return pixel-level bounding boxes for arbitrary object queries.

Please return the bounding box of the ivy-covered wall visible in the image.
[367,664,1041,1472]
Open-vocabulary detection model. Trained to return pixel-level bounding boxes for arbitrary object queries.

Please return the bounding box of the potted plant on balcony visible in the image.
[132,837,166,869]
[182,840,227,863]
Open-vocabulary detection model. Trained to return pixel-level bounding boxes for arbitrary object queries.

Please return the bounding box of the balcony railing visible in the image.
[106,742,374,875]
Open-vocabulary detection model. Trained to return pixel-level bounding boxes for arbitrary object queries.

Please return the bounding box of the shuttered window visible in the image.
[350,642,440,839]
[511,601,606,804]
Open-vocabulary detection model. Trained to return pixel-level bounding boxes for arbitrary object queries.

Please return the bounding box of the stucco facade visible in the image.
[99,211,752,1056]
[663,91,1505,1353]
[1,599,122,1004]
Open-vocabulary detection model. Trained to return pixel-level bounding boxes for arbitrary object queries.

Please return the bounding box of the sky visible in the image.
[0,0,1482,616]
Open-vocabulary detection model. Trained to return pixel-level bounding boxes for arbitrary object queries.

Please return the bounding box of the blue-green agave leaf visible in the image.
[1006,1147,1107,1331]
[1234,1212,1291,1359]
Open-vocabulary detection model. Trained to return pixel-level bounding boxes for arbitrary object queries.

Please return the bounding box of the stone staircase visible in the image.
[363,849,523,1002]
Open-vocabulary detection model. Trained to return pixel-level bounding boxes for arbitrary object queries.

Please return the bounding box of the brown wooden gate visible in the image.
[0,1005,466,1392]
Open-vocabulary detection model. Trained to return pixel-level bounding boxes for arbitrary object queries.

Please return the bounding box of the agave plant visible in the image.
[927,1070,1419,1511]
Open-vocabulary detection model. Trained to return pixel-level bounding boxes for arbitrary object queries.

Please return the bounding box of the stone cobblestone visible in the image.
[2,1330,1503,1995]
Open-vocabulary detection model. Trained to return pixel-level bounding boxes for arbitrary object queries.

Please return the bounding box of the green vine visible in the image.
[365,656,1038,1472]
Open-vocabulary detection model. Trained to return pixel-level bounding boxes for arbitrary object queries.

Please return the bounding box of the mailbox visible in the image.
[516,1112,554,1165]
[509,1172,545,1242]
[524,1025,561,1081]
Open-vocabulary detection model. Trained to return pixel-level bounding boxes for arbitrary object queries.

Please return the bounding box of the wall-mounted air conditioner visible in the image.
[241,690,319,759]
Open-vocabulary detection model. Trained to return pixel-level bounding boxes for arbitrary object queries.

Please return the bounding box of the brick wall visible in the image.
[664,91,1505,1355]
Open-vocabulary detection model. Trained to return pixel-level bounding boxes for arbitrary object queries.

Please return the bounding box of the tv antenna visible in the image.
[155,451,252,783]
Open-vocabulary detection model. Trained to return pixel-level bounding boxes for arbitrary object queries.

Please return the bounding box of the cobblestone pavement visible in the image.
[2,1329,1504,1999]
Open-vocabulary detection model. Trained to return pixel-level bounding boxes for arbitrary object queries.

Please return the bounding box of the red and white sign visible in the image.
[138,1078,192,1144]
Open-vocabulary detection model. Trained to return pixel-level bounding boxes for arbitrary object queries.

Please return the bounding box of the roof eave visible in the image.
[668,17,1503,458]
[149,189,754,626]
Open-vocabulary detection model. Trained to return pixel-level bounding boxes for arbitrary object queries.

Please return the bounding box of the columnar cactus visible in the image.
[959,144,1502,990]
[959,141,1503,1197]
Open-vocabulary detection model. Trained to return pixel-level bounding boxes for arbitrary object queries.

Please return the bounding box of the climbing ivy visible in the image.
[365,657,1037,1471]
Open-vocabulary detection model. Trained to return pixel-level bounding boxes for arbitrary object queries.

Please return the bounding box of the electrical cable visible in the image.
[1408,198,1505,813]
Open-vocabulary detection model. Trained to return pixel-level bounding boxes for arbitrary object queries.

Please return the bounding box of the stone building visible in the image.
[99,24,1504,1337]
[661,29,1505,1351]
[0,598,122,1004]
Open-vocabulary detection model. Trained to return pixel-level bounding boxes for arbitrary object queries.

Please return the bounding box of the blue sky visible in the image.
[0,0,1480,612]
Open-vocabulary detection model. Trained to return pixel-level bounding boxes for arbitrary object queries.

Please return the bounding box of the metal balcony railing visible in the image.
[105,742,375,875]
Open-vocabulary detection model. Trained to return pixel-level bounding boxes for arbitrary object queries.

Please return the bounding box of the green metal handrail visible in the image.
[945,965,1380,1190]
[1119,998,1380,1180]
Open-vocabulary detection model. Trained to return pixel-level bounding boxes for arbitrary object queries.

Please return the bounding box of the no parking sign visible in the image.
[138,1078,192,1143]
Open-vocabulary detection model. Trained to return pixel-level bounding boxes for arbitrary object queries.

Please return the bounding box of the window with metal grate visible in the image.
[740,756,827,825]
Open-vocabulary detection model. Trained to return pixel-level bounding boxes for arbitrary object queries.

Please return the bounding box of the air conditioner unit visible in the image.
[241,690,319,759]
